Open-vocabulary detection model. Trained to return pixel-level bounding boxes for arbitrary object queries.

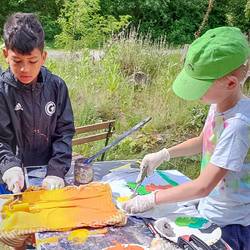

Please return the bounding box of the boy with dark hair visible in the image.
[0,13,75,194]
[122,27,250,249]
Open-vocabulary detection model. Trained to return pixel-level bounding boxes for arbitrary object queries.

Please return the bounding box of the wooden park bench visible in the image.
[72,120,115,161]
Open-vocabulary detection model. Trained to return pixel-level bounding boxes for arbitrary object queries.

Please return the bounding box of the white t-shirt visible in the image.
[198,98,250,226]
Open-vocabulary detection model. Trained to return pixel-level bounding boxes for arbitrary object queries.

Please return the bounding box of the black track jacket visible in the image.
[0,66,75,182]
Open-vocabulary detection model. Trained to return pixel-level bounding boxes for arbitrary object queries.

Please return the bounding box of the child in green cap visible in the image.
[122,26,250,249]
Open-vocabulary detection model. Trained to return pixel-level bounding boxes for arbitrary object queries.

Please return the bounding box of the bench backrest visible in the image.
[72,120,115,160]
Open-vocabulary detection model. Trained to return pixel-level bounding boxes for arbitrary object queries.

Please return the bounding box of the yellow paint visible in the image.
[68,229,90,243]
[117,196,130,203]
[67,228,108,243]
[36,236,59,245]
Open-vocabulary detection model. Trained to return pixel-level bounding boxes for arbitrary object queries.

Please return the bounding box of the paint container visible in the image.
[74,157,94,185]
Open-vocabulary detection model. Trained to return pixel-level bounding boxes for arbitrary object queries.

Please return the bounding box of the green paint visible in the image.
[156,170,179,186]
[200,152,211,171]
[245,150,250,163]
[127,182,150,195]
[209,134,217,144]
[175,217,208,229]
[231,179,240,191]
[242,174,250,184]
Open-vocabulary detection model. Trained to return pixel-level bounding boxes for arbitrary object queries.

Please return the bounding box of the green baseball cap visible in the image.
[172,26,250,101]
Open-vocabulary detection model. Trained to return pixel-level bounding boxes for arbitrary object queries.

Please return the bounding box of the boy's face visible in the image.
[3,48,47,84]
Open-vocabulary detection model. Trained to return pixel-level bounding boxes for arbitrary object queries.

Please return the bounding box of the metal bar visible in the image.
[84,117,152,165]
[101,122,113,161]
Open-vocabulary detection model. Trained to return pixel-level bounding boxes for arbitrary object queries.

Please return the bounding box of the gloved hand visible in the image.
[2,167,24,193]
[121,192,156,214]
[139,148,170,178]
[42,176,65,190]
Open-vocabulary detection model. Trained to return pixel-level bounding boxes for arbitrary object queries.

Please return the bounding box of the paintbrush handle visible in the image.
[142,218,160,238]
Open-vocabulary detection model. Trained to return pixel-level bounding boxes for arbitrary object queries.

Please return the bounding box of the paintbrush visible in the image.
[142,218,161,238]
[131,163,147,198]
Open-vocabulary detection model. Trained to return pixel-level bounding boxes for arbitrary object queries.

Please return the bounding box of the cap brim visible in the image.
[172,69,214,101]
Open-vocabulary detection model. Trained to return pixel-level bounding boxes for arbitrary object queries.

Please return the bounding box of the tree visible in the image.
[55,0,130,49]
[246,0,250,20]
[0,0,62,41]
[100,0,248,45]
[225,0,250,32]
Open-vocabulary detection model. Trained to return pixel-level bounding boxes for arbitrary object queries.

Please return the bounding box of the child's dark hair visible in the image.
[3,13,45,54]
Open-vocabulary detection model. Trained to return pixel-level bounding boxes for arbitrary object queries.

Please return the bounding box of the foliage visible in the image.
[225,0,250,32]
[185,105,209,133]
[0,0,62,41]
[55,0,130,49]
[100,0,228,45]
[246,0,250,20]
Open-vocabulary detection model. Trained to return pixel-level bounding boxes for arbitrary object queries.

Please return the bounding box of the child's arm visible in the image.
[122,162,227,213]
[45,82,75,181]
[155,162,227,204]
[139,131,203,176]
[0,92,24,192]
[168,131,203,158]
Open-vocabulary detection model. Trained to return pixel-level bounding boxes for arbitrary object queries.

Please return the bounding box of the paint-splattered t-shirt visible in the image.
[198,98,250,226]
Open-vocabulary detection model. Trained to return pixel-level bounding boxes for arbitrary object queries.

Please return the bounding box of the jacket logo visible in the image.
[45,101,56,116]
[14,103,24,111]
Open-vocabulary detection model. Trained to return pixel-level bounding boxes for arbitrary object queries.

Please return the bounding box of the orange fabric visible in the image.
[0,183,126,233]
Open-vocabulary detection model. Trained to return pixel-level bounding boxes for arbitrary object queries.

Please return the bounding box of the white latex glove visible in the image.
[42,176,65,190]
[2,167,24,193]
[121,192,156,214]
[139,148,170,178]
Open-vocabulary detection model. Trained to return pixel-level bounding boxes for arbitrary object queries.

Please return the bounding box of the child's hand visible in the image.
[2,167,24,193]
[42,176,65,190]
[139,148,170,178]
[121,192,156,214]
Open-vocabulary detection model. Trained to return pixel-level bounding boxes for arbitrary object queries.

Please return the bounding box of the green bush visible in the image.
[55,0,130,49]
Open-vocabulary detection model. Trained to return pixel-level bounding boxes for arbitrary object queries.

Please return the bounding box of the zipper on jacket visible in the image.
[31,85,36,147]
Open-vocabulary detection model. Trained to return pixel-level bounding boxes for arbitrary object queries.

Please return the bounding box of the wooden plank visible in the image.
[75,120,115,134]
[72,132,113,145]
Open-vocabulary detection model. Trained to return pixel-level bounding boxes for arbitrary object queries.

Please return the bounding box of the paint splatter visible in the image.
[156,171,179,186]
[175,217,208,229]
[106,243,145,250]
[242,174,250,184]
[127,182,150,195]
[36,236,59,245]
[127,182,172,195]
[68,229,90,243]
[145,184,172,192]
[117,196,131,203]
[68,228,108,243]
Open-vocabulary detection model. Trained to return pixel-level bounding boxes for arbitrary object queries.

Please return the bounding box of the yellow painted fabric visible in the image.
[0,183,126,234]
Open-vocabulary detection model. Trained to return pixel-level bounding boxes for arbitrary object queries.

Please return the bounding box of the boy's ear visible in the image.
[42,51,47,64]
[226,75,238,90]
[2,48,9,63]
